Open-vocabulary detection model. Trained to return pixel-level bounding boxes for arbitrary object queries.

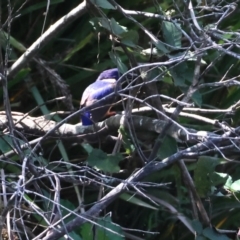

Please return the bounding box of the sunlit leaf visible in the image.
[225,178,240,193]
[153,41,169,54]
[98,18,127,36]
[224,176,232,189]
[230,180,240,192]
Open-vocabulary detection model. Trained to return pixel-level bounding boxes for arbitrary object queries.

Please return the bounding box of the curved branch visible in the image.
[0,112,196,142]
[7,1,87,79]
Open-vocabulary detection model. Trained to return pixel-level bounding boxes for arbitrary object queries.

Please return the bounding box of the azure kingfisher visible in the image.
[80,68,120,125]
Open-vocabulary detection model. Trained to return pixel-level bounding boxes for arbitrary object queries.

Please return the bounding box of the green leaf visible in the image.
[0,68,31,101]
[120,30,139,48]
[59,231,81,240]
[170,62,193,87]
[212,172,229,187]
[11,68,30,83]
[86,149,122,173]
[0,135,31,156]
[109,52,128,74]
[224,175,233,190]
[81,217,124,240]
[63,33,94,62]
[120,193,158,210]
[110,18,127,35]
[98,18,127,36]
[225,178,240,192]
[97,216,124,240]
[153,41,169,54]
[158,136,177,159]
[80,223,93,240]
[119,127,135,154]
[81,143,94,154]
[25,77,62,121]
[191,219,203,234]
[203,227,230,240]
[194,156,228,197]
[60,199,76,223]
[230,180,240,192]
[196,236,207,240]
[0,135,14,153]
[141,47,165,57]
[162,21,182,48]
[192,90,202,107]
[0,32,26,52]
[90,0,116,9]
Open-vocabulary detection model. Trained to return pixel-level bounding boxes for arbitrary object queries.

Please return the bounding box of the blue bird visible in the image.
[80,68,120,125]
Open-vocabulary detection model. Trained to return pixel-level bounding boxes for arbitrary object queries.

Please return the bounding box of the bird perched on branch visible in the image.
[80,68,120,126]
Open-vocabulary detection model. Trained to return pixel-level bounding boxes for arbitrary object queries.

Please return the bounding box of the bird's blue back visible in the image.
[81,68,120,125]
[84,80,116,102]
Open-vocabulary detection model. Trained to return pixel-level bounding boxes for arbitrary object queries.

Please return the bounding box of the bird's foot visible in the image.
[105,110,116,117]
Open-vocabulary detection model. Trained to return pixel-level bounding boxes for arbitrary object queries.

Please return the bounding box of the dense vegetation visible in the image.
[1,0,240,239]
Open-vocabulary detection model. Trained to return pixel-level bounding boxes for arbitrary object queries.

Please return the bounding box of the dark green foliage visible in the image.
[86,148,122,173]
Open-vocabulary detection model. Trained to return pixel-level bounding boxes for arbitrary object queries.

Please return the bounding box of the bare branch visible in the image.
[7,1,87,79]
